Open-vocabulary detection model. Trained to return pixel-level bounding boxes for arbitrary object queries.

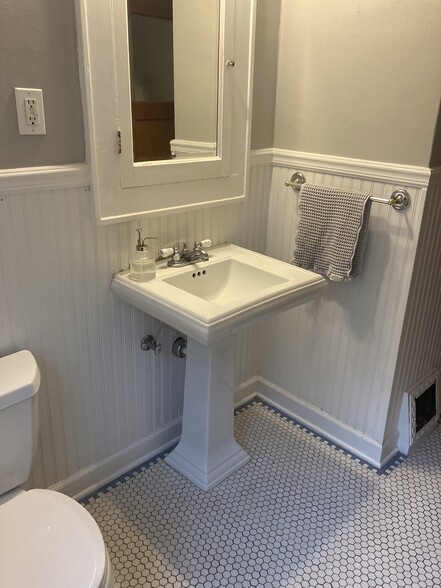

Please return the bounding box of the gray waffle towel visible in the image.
[292,183,372,282]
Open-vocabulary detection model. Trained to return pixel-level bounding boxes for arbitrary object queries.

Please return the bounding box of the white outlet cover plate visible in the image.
[14,88,46,135]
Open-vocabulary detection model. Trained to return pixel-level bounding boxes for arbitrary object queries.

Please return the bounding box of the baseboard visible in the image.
[234,378,258,407]
[237,376,398,469]
[50,372,398,501]
[51,387,254,501]
[49,418,182,501]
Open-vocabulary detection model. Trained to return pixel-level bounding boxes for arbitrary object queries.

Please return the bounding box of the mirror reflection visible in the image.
[128,0,219,162]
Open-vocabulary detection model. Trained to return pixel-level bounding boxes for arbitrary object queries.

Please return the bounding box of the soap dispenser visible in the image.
[130,229,157,282]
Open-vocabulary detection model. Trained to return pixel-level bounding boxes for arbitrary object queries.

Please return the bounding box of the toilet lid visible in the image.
[0,489,106,588]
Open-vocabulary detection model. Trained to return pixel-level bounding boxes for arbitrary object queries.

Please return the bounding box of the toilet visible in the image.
[0,350,114,588]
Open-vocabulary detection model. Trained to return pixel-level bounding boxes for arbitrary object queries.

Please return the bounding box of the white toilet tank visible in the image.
[0,351,40,496]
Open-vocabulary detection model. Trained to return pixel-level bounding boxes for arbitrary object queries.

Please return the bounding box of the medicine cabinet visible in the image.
[75,0,256,223]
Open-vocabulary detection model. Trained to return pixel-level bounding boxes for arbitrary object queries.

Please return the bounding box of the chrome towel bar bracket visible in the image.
[285,172,411,211]
[285,172,306,190]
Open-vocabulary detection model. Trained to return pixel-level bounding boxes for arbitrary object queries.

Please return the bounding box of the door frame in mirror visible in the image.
[75,0,256,224]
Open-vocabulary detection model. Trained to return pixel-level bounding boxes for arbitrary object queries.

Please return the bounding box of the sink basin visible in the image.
[111,244,325,345]
[111,244,326,491]
[163,258,289,303]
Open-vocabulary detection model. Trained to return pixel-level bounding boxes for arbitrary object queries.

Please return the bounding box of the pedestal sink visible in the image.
[111,244,326,490]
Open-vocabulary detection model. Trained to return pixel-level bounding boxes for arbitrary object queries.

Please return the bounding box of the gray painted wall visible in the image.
[1,0,439,169]
[274,0,441,167]
[0,0,85,168]
[251,0,281,150]
[0,0,277,169]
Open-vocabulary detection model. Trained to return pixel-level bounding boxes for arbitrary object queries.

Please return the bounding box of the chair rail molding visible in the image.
[0,151,430,195]
[272,149,431,189]
[0,164,90,194]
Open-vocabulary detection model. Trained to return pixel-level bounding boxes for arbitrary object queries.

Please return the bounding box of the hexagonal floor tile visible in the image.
[82,402,441,588]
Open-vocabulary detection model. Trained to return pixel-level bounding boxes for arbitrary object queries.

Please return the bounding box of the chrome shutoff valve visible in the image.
[140,335,162,356]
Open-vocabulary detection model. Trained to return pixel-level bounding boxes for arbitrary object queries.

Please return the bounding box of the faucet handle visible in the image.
[195,239,212,250]
[160,246,182,263]
[159,247,174,258]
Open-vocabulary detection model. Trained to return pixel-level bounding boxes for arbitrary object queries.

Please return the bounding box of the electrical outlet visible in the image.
[24,98,39,126]
[15,88,46,135]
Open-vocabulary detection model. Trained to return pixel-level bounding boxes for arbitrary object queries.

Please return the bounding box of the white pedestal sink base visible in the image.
[165,440,250,492]
[111,245,326,490]
[165,335,250,491]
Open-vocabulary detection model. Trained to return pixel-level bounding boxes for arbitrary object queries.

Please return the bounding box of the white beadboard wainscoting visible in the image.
[243,151,432,468]
[0,159,271,498]
[388,169,441,447]
[0,152,436,496]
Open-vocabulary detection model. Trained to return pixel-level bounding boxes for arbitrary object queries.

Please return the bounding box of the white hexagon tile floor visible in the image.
[82,402,441,588]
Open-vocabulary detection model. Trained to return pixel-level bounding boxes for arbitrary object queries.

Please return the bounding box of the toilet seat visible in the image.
[0,489,108,588]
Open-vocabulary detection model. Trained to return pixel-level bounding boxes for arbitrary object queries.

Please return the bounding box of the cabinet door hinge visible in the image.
[117,129,122,154]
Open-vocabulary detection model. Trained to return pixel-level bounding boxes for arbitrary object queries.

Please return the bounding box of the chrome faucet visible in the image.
[160,239,212,267]
[190,241,210,262]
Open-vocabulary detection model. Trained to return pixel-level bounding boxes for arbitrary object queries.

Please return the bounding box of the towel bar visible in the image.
[285,172,411,211]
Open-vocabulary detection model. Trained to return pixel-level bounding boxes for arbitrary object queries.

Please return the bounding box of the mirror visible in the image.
[76,0,256,223]
[128,0,219,162]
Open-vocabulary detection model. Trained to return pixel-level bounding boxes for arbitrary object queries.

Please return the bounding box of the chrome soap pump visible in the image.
[130,229,157,282]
